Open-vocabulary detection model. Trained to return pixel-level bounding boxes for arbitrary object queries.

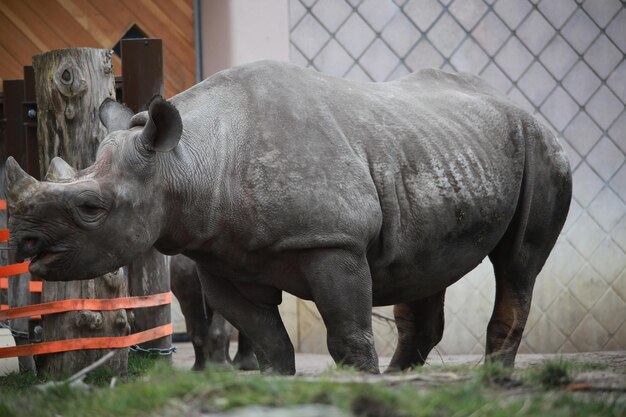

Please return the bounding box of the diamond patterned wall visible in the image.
[289,0,626,356]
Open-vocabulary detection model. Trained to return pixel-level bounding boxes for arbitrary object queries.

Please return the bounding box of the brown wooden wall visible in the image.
[0,0,195,98]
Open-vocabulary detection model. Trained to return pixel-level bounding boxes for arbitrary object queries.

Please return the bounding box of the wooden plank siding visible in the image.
[0,0,195,98]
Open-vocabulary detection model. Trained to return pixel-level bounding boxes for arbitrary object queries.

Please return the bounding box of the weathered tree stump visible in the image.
[32,48,129,377]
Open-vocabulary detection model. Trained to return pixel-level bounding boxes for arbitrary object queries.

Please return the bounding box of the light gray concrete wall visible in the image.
[200,0,290,78]
[289,0,626,355]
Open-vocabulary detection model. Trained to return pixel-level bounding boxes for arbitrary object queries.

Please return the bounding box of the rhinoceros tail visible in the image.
[511,120,536,258]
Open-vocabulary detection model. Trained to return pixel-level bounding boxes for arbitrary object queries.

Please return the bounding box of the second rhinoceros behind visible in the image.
[170,254,258,371]
[5,61,571,374]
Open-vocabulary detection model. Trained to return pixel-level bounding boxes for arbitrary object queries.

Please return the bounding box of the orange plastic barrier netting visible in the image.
[0,304,7,310]
[0,262,30,277]
[0,277,42,293]
[0,200,6,211]
[0,324,172,358]
[0,292,171,321]
[0,229,8,243]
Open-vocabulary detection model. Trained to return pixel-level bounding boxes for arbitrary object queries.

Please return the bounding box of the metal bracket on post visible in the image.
[22,102,36,126]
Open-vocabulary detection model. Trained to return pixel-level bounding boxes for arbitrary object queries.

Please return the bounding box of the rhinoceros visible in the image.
[170,254,257,371]
[5,61,571,374]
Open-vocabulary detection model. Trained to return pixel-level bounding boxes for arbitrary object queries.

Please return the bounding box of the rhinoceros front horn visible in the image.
[4,156,39,204]
[45,157,76,182]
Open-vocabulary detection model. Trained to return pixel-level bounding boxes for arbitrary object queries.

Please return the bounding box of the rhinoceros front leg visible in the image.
[196,264,295,375]
[305,249,379,374]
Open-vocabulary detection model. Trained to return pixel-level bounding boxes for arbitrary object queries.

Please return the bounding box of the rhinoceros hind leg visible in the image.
[487,236,564,366]
[484,258,537,367]
[233,333,259,370]
[385,290,445,373]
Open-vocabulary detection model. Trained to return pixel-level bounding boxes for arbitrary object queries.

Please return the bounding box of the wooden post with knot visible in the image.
[32,48,130,377]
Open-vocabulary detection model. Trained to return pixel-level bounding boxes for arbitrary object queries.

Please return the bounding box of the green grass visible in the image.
[478,361,514,386]
[0,370,42,392]
[523,358,613,389]
[524,359,572,388]
[0,353,161,392]
[84,354,162,386]
[0,358,623,417]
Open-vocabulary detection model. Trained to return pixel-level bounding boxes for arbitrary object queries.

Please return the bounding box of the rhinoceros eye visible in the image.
[73,191,108,227]
[79,203,103,215]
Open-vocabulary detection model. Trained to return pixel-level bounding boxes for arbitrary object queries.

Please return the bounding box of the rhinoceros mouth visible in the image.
[29,248,67,271]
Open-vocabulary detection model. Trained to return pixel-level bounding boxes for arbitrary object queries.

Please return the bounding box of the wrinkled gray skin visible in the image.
[170,254,258,371]
[5,61,571,374]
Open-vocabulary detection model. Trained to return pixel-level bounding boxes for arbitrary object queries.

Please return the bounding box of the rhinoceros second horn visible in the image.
[45,157,77,182]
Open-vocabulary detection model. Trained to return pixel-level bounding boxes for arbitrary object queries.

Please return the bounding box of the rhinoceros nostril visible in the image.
[23,237,39,252]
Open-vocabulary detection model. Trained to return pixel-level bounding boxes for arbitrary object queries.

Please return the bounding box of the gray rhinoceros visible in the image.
[5,61,571,374]
[170,254,257,371]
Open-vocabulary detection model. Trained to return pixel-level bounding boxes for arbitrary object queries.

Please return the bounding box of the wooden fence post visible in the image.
[2,79,35,373]
[22,65,43,351]
[121,39,172,357]
[33,48,130,377]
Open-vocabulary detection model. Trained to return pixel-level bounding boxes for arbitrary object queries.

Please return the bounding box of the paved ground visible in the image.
[171,341,626,374]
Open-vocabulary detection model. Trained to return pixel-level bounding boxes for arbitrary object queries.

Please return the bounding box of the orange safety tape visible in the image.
[0,277,41,293]
[0,229,8,242]
[30,280,42,292]
[0,292,171,321]
[0,323,172,358]
[0,262,30,277]
[0,303,40,318]
[0,200,5,211]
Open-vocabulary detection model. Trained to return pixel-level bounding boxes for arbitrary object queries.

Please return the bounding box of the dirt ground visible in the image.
[171,341,626,375]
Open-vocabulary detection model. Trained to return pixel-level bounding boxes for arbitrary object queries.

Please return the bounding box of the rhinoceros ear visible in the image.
[45,157,76,182]
[99,98,134,133]
[138,96,182,153]
[4,156,39,204]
